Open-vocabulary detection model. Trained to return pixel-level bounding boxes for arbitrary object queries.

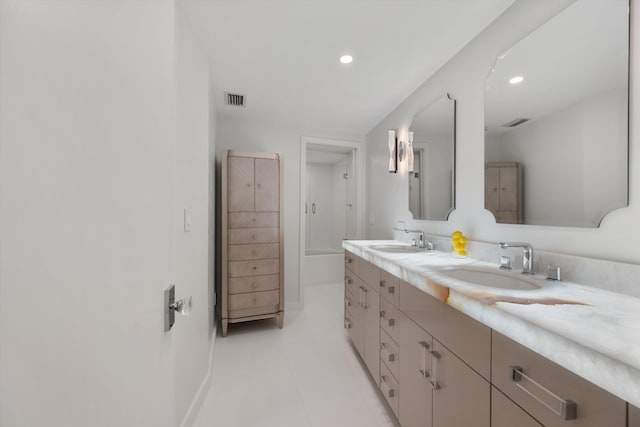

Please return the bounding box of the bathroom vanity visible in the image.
[343,240,640,427]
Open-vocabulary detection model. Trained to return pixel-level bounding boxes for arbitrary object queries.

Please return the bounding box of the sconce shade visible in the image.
[388,129,397,173]
[407,131,414,172]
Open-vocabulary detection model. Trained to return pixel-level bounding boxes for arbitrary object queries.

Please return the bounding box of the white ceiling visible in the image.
[179,0,515,136]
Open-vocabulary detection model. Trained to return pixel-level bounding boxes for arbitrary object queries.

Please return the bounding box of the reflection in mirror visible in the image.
[408,94,456,221]
[484,0,629,227]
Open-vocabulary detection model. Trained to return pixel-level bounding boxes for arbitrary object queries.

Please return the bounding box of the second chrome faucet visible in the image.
[499,242,534,275]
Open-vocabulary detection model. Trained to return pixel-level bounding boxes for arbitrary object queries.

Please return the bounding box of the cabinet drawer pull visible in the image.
[419,341,430,379]
[344,318,351,329]
[430,350,441,390]
[510,366,577,420]
[387,286,395,295]
[345,296,352,307]
[380,375,395,398]
[380,280,386,289]
[359,287,368,309]
[346,257,354,264]
[381,343,395,362]
[380,310,395,326]
[344,276,352,285]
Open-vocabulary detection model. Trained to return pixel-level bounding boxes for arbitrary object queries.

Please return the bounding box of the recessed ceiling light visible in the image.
[339,54,353,64]
[509,76,524,85]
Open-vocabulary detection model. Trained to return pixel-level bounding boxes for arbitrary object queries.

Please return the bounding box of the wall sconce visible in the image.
[407,131,414,172]
[165,284,192,331]
[388,129,397,173]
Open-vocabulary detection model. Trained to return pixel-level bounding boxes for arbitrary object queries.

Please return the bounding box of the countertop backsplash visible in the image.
[392,230,640,299]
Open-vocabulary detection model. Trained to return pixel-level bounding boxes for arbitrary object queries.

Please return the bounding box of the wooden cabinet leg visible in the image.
[278,312,284,329]
[222,319,228,337]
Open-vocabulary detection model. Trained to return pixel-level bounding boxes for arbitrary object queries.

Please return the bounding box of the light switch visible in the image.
[184,207,192,232]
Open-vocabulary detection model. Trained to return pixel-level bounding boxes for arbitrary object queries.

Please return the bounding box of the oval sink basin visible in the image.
[440,268,542,291]
[370,244,427,254]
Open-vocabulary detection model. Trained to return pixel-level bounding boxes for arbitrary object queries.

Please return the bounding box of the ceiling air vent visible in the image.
[502,118,530,128]
[224,92,246,107]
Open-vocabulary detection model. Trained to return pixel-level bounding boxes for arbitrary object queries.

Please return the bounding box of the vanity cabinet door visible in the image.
[432,339,490,427]
[362,280,380,380]
[630,404,640,427]
[399,313,433,427]
[344,301,364,358]
[492,386,542,427]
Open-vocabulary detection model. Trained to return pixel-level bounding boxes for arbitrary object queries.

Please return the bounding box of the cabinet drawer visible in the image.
[228,274,279,294]
[630,404,640,427]
[492,331,626,427]
[228,228,279,244]
[228,305,278,320]
[492,386,542,427]
[228,290,279,311]
[399,280,490,380]
[380,328,399,380]
[379,269,400,306]
[228,212,279,228]
[228,259,279,277]
[380,361,399,418]
[380,297,401,344]
[344,270,357,298]
[228,243,279,261]
[345,251,379,287]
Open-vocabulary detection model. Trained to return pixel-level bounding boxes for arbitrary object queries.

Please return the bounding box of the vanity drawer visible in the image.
[228,259,279,277]
[380,328,400,380]
[228,212,279,228]
[379,269,400,306]
[228,290,279,311]
[228,274,279,294]
[380,360,399,418]
[345,251,379,287]
[492,331,626,427]
[399,280,490,380]
[228,243,279,261]
[228,228,279,244]
[344,270,357,297]
[380,297,401,344]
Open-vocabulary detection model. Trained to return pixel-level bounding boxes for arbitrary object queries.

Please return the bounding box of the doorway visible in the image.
[299,137,364,304]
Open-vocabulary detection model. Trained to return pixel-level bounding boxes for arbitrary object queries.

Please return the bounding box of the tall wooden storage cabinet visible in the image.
[221,150,284,336]
[485,161,523,224]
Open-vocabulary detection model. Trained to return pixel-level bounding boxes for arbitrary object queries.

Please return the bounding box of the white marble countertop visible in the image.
[343,240,640,408]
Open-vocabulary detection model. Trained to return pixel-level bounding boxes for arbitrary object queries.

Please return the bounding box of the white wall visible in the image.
[366,0,640,265]
[216,116,363,306]
[174,6,214,426]
[0,2,213,426]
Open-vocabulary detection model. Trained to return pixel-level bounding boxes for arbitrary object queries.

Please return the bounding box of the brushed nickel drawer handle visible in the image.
[430,350,441,390]
[380,310,395,326]
[380,279,386,289]
[380,375,395,398]
[387,286,395,295]
[344,318,351,329]
[380,343,395,362]
[344,276,352,285]
[419,341,430,379]
[510,366,577,420]
[346,257,353,264]
[345,296,352,307]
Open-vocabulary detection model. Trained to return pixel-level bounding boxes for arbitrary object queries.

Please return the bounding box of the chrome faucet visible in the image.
[406,230,433,250]
[499,242,534,275]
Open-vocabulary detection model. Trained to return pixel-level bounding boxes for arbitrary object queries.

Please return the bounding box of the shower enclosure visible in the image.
[303,144,357,285]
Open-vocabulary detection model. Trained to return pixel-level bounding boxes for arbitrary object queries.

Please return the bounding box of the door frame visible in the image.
[299,136,366,307]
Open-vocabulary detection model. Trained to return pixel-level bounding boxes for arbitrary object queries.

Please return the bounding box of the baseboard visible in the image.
[179,322,217,427]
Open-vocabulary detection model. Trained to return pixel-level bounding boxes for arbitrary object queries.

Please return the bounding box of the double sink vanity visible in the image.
[343,240,640,427]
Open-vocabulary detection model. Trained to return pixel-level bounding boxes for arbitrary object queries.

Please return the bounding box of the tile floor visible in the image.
[193,281,400,427]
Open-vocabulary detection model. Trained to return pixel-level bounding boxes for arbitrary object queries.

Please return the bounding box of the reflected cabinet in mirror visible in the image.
[408,94,456,221]
[484,0,629,227]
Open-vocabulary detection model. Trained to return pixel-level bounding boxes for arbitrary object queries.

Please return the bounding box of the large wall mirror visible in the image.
[484,0,629,227]
[409,94,456,220]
